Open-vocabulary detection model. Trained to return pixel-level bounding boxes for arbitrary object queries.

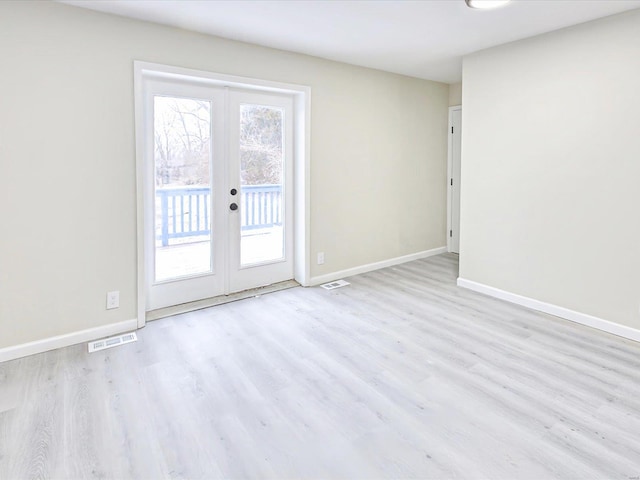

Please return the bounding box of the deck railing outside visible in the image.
[155,184,282,246]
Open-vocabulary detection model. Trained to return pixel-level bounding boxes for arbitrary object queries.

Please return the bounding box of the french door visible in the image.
[143,78,294,311]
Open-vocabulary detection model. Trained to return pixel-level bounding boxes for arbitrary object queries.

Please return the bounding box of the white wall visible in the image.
[448,82,462,106]
[0,1,448,349]
[460,9,640,329]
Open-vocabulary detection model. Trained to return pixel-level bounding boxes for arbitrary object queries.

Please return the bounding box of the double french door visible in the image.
[143,78,294,311]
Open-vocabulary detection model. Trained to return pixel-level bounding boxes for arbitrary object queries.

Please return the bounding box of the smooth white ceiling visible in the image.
[60,0,640,84]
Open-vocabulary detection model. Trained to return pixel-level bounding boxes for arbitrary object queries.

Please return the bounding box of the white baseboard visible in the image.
[309,246,447,286]
[457,278,640,343]
[0,318,139,363]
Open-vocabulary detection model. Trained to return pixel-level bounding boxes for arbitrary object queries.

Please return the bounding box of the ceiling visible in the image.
[60,0,640,84]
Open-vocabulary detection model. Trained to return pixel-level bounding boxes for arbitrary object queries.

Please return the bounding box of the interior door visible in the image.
[144,79,294,311]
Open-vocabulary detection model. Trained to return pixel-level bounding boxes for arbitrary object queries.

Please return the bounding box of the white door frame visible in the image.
[447,105,462,253]
[134,61,311,328]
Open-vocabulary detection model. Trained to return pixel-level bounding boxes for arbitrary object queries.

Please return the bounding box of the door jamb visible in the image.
[447,105,462,253]
[134,61,311,328]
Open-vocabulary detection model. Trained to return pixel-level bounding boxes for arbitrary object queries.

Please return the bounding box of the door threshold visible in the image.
[145,280,299,322]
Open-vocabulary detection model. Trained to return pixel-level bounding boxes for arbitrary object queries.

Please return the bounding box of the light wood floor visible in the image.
[2,254,640,479]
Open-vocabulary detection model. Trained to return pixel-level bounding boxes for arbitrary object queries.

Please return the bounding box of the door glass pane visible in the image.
[239,104,285,266]
[154,96,212,281]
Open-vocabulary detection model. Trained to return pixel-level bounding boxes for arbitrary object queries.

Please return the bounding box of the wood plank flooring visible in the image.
[1,253,640,479]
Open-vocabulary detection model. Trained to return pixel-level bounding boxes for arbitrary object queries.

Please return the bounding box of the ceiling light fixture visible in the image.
[465,0,511,9]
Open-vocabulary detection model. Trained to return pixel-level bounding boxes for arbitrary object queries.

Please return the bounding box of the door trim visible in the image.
[134,61,311,328]
[447,105,462,254]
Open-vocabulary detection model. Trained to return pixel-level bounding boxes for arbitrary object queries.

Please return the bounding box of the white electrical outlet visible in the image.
[106,291,120,310]
[317,252,325,265]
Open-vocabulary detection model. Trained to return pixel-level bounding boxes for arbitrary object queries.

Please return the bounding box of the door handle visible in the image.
[230,188,237,195]
[230,203,238,211]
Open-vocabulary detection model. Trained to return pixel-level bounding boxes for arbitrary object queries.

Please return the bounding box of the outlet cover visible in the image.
[106,291,120,309]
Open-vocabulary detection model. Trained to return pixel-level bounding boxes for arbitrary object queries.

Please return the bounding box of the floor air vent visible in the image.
[88,332,137,353]
[320,280,350,290]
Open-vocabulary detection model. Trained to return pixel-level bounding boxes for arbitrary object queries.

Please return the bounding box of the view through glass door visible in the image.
[228,90,293,293]
[144,78,293,311]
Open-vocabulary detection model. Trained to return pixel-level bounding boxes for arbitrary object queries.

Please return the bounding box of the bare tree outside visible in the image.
[239,105,283,186]
[153,99,283,187]
[154,96,211,187]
